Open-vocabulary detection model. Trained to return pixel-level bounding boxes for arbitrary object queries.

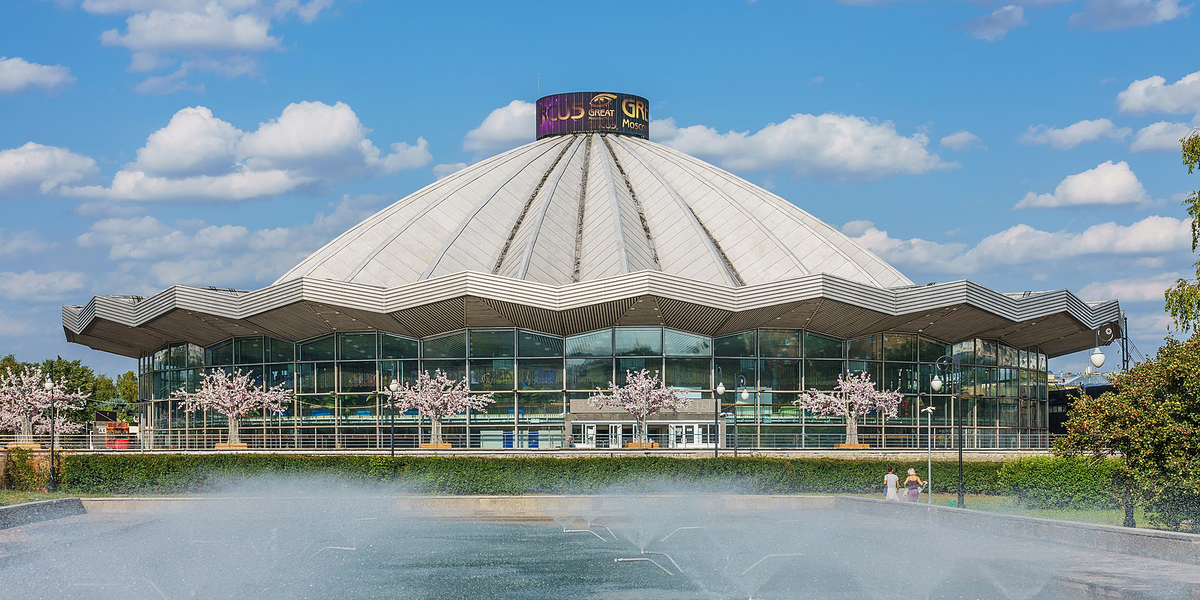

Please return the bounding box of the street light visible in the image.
[388,379,400,457]
[1091,324,1117,368]
[42,378,57,493]
[930,355,965,508]
[715,374,725,458]
[921,405,935,505]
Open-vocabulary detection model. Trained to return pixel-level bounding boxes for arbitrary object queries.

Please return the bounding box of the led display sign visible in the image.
[535,92,649,140]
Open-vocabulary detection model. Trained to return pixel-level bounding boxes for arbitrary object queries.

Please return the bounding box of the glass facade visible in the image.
[138,328,1049,450]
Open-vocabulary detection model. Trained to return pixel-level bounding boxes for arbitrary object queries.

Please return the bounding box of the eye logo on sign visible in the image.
[536,92,650,140]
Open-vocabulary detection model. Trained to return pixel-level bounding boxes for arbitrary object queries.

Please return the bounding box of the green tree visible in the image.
[39,356,98,424]
[1055,336,1200,531]
[116,371,139,403]
[93,375,117,403]
[1164,130,1200,333]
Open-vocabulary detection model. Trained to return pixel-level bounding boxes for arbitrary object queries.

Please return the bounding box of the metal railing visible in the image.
[0,432,1056,452]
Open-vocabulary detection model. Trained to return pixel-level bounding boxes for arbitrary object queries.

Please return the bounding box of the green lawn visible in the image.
[852,491,1150,528]
[0,489,76,507]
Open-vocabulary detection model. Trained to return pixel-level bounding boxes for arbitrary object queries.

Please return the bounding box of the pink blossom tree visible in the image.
[589,369,691,446]
[384,370,494,446]
[794,372,903,446]
[0,364,87,447]
[171,369,291,447]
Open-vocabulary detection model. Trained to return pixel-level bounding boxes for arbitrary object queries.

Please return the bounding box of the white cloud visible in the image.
[0,270,87,301]
[1131,121,1197,151]
[1069,0,1191,30]
[77,194,386,288]
[1015,160,1150,209]
[653,113,952,180]
[84,1,335,92]
[0,142,98,197]
[0,310,40,337]
[0,230,53,257]
[1079,272,1179,302]
[1117,70,1200,115]
[1020,118,1131,149]
[0,57,75,94]
[940,131,985,151]
[963,5,1026,41]
[433,162,468,179]
[64,101,430,202]
[845,215,1190,276]
[463,100,535,154]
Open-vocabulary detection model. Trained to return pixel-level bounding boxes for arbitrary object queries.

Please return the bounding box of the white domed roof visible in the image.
[277,133,912,289]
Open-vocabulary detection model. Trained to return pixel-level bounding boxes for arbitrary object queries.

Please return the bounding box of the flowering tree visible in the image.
[0,364,87,446]
[385,370,494,446]
[794,372,902,446]
[171,369,291,447]
[589,369,691,446]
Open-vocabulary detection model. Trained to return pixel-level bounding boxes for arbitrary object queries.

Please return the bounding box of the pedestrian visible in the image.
[884,467,900,501]
[903,468,925,502]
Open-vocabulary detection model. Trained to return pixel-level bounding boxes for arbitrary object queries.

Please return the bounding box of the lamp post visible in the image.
[42,378,57,493]
[921,405,935,505]
[388,379,400,457]
[734,376,747,457]
[930,354,964,508]
[715,369,724,458]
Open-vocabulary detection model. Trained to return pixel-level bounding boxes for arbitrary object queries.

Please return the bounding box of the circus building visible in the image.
[62,92,1121,450]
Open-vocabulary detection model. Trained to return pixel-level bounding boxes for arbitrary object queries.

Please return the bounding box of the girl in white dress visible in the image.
[884,467,900,501]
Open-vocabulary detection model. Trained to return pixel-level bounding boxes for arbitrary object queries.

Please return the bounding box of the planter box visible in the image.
[835,443,870,449]
[624,442,660,449]
[5,442,42,450]
[214,442,249,450]
[420,443,453,449]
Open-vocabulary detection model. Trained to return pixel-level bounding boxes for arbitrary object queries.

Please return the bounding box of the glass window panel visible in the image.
[379,360,419,387]
[760,392,800,422]
[476,392,515,418]
[168,344,187,369]
[977,339,998,366]
[1000,344,1018,368]
[847,360,882,383]
[804,359,844,390]
[186,344,204,368]
[341,394,377,421]
[803,331,844,359]
[266,338,294,363]
[517,331,563,357]
[617,358,661,382]
[714,331,756,357]
[953,340,974,366]
[518,392,564,416]
[517,358,562,390]
[566,358,612,390]
[266,363,293,390]
[298,362,336,394]
[978,398,999,426]
[664,330,712,357]
[380,333,419,359]
[420,360,465,383]
[883,363,918,395]
[205,340,232,366]
[759,359,800,391]
[715,358,755,391]
[615,327,662,356]
[883,333,915,362]
[847,335,880,361]
[566,330,612,356]
[999,399,1019,428]
[1038,353,1047,372]
[339,332,377,361]
[235,337,264,365]
[470,329,515,358]
[153,348,168,371]
[470,359,515,391]
[665,357,710,390]
[339,361,376,393]
[299,336,335,362]
[918,337,949,363]
[300,394,337,422]
[759,329,799,358]
[422,331,466,359]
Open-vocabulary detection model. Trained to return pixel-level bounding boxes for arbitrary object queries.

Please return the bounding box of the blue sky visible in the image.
[1,0,1197,377]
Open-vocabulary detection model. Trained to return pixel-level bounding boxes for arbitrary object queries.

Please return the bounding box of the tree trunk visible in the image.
[846,414,859,446]
[431,417,442,446]
[227,416,240,446]
[639,417,648,445]
[18,415,34,445]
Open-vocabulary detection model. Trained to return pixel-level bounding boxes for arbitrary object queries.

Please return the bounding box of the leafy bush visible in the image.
[998,457,1122,510]
[4,448,47,491]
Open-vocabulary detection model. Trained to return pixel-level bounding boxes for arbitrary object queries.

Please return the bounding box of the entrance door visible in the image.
[583,424,596,448]
[671,424,699,448]
[608,424,623,448]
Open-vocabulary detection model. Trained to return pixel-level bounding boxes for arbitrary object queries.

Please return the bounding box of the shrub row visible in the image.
[36,453,1122,509]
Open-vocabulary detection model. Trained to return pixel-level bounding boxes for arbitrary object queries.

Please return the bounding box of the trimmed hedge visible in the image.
[49,454,1118,509]
[3,448,47,491]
